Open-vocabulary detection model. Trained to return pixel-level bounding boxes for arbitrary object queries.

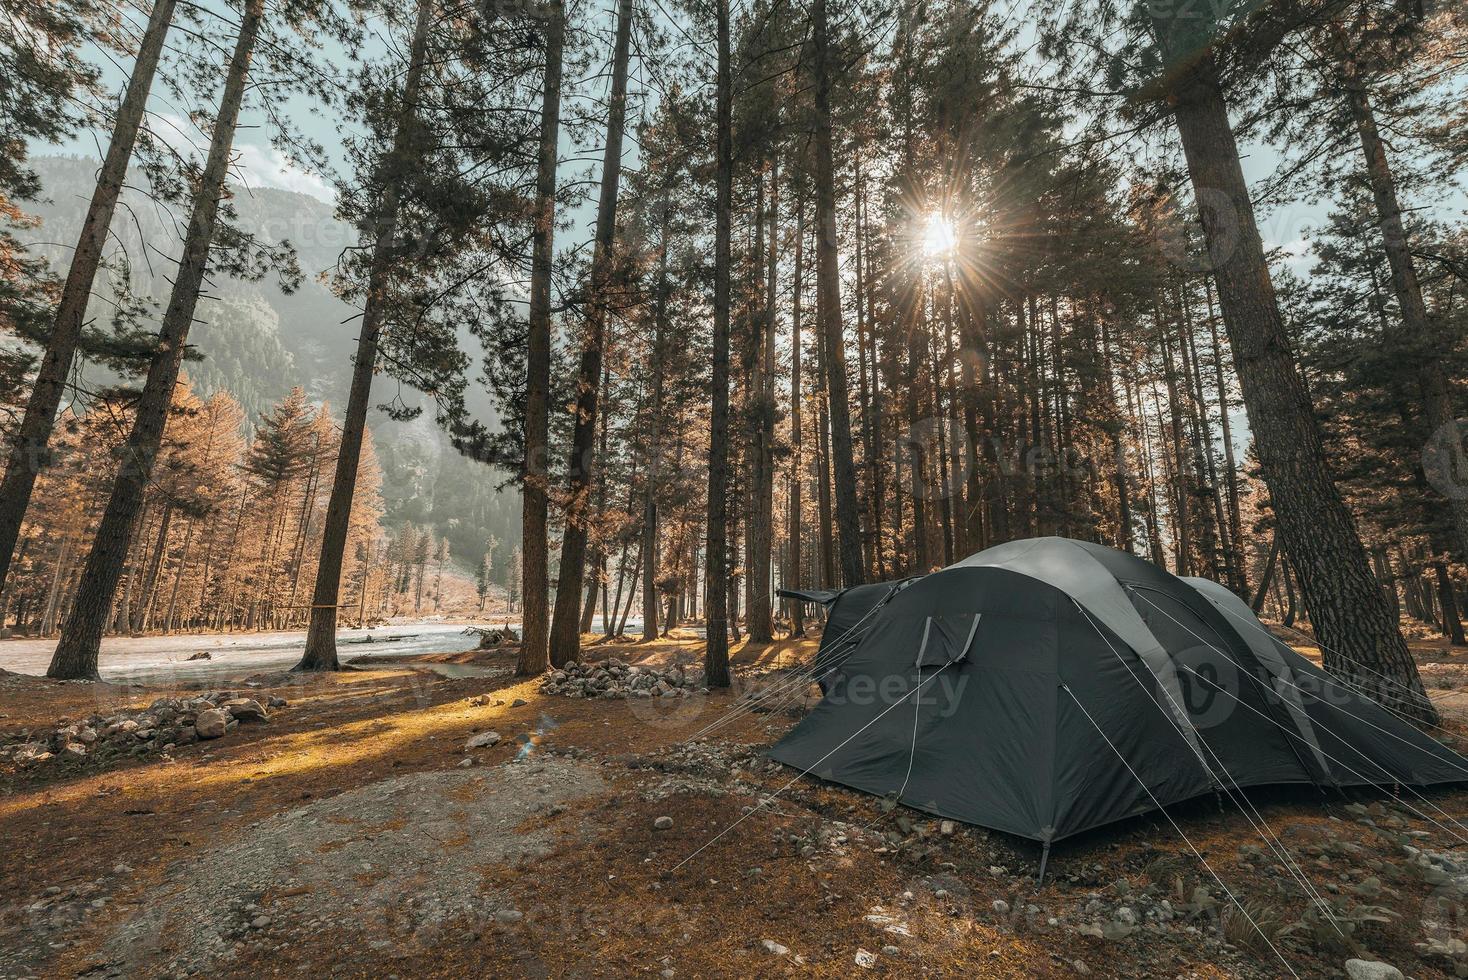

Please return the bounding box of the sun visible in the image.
[921,212,958,259]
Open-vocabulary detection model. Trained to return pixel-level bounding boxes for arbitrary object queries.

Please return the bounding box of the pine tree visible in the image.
[48,0,270,680]
[0,0,176,600]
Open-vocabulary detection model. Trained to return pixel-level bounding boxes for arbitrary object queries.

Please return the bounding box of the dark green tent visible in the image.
[771,537,1467,857]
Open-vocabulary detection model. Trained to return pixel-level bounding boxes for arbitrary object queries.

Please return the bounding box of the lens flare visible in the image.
[922,212,958,258]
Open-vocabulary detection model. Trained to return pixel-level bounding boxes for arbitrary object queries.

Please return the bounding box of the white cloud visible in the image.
[231,141,335,203]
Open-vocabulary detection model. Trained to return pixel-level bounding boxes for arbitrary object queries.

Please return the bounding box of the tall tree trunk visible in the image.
[788,197,805,638]
[642,204,669,643]
[1252,530,1280,613]
[1206,280,1247,595]
[516,1,565,674]
[48,0,266,680]
[1341,65,1468,565]
[0,0,177,599]
[747,159,778,642]
[547,0,633,667]
[816,326,836,587]
[811,0,863,587]
[162,517,196,632]
[905,296,930,572]
[137,501,173,632]
[296,0,434,671]
[1152,37,1436,723]
[1434,562,1467,647]
[703,0,733,687]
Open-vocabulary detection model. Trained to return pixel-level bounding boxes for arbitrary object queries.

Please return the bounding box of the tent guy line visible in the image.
[1062,683,1303,979]
[1073,598,1345,934]
[668,658,959,875]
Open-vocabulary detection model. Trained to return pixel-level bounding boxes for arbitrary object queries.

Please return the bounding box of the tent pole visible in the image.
[1036,842,1051,886]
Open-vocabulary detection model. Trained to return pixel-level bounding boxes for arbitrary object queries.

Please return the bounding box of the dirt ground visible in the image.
[4,629,1468,978]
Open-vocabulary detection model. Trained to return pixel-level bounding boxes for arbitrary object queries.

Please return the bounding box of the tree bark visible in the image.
[1205,280,1247,595]
[788,197,804,638]
[704,0,733,687]
[1434,562,1467,647]
[296,0,434,671]
[516,0,565,675]
[547,0,633,667]
[746,158,778,642]
[641,203,669,643]
[1341,68,1468,565]
[1152,37,1435,723]
[0,0,177,600]
[810,0,864,588]
[48,0,265,680]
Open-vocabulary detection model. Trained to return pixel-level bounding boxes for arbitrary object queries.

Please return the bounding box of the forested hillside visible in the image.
[22,156,518,584]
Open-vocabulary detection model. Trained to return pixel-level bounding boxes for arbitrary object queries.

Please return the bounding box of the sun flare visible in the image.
[921,212,958,258]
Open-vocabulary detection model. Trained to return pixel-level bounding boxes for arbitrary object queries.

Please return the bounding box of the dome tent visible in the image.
[769,537,1467,856]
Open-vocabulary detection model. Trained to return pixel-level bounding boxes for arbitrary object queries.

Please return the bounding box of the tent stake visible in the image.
[1036,842,1051,886]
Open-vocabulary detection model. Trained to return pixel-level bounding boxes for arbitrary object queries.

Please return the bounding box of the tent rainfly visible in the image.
[771,537,1468,871]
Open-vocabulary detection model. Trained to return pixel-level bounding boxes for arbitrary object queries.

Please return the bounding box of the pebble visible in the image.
[992,900,1009,915]
[654,816,674,831]
[495,909,524,924]
[761,939,789,957]
[249,915,271,930]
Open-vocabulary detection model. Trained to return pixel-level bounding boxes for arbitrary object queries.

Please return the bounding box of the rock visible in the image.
[1114,907,1137,926]
[194,709,229,739]
[495,909,523,924]
[854,948,878,968]
[465,731,501,750]
[992,900,1010,915]
[510,698,528,708]
[939,820,956,836]
[654,815,674,831]
[458,757,475,768]
[186,651,212,661]
[267,696,288,709]
[1344,961,1404,980]
[61,743,87,758]
[249,915,272,930]
[1072,961,1091,975]
[761,940,789,957]
[220,698,269,722]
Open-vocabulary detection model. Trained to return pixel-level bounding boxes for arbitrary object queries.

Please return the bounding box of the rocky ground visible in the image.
[1,631,1468,978]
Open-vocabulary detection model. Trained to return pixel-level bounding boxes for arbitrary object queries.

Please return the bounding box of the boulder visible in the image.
[194,709,229,740]
[466,731,502,750]
[220,698,269,722]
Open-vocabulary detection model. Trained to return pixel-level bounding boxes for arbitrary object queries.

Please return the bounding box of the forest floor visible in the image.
[3,628,1468,978]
